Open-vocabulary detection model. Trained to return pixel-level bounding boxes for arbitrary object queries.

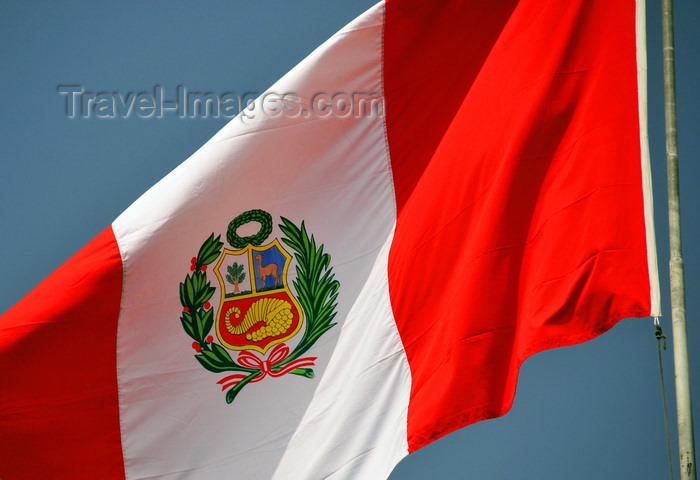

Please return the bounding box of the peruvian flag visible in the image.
[0,0,659,478]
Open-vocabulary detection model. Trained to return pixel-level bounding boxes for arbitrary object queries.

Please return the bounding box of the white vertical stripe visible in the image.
[636,0,661,316]
[112,2,410,478]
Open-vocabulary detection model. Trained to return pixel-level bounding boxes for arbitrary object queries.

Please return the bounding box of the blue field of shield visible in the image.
[253,245,286,292]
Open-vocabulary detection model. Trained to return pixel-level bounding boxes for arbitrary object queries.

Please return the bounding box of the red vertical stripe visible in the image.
[0,227,125,479]
[384,0,651,451]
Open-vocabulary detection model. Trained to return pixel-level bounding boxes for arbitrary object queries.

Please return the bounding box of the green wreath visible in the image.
[179,215,339,404]
[227,209,273,248]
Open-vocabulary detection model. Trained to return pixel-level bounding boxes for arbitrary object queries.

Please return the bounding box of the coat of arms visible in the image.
[178,209,339,403]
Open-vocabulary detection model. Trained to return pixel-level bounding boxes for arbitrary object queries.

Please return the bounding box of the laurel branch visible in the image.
[276,217,339,366]
[179,216,339,404]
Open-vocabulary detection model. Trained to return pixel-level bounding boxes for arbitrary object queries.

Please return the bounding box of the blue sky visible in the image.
[1,1,698,478]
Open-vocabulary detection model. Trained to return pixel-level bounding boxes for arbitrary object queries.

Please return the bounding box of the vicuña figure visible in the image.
[254,254,279,288]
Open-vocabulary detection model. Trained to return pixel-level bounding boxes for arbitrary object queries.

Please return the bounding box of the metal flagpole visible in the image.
[660,0,697,478]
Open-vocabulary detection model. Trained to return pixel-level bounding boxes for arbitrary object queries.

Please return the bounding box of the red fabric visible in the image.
[384,0,651,451]
[0,227,125,479]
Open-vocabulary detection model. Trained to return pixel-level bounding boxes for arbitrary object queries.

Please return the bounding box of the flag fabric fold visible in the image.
[0,0,659,478]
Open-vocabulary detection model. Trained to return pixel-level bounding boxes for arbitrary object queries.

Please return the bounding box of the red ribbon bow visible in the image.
[217,343,316,391]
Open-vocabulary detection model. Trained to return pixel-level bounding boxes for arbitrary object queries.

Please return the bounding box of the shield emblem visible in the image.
[213,239,303,354]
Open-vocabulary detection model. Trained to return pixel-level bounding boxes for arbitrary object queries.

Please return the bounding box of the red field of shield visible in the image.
[217,290,302,353]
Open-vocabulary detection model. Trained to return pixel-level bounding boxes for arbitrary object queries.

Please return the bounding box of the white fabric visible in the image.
[273,229,410,479]
[635,0,661,316]
[113,2,409,478]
